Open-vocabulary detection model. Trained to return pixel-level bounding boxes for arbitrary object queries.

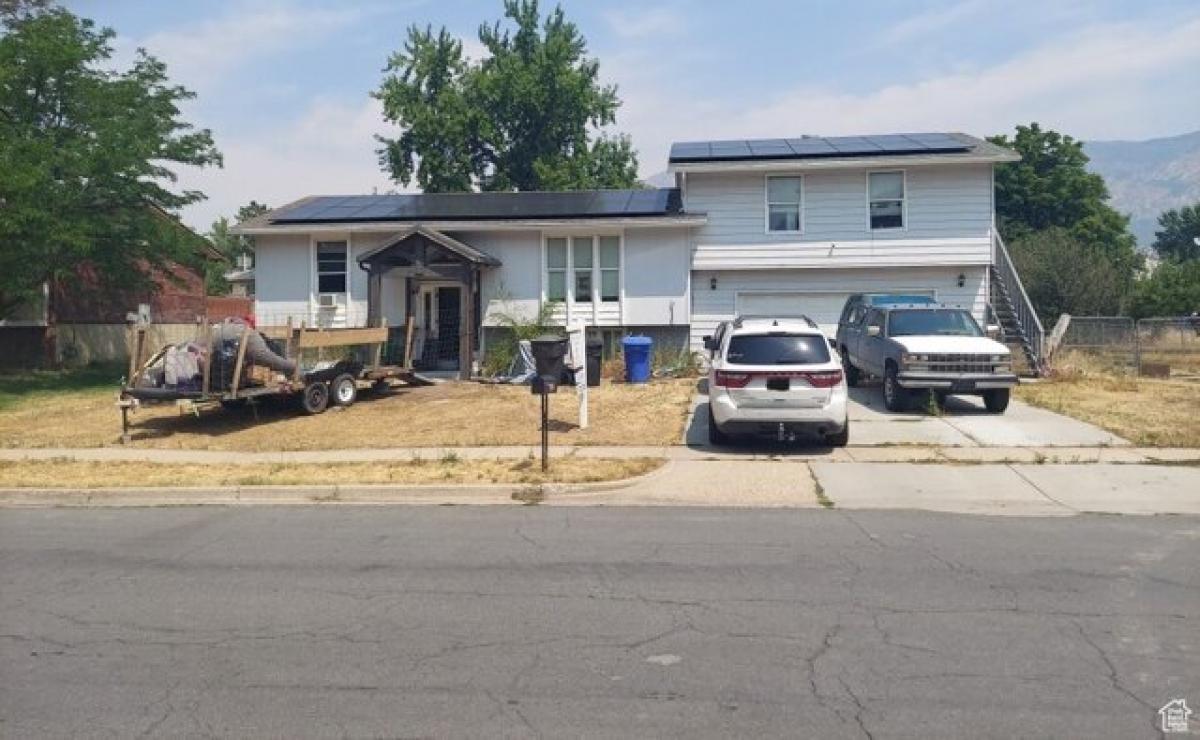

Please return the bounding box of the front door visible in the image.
[415,284,462,371]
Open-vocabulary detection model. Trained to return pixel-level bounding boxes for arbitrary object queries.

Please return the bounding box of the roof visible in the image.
[356,226,502,267]
[668,132,1018,166]
[248,188,685,227]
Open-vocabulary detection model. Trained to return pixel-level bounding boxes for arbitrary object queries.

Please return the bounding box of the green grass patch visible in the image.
[0,364,123,412]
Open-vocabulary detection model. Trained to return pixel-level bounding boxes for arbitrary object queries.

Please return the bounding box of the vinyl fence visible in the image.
[1052,315,1200,377]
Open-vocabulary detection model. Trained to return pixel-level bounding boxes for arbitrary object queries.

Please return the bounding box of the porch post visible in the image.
[366,268,383,328]
[458,264,473,380]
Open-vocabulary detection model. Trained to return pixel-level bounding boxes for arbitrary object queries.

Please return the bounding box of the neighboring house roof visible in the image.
[668,132,1018,168]
[223,267,254,283]
[233,188,699,234]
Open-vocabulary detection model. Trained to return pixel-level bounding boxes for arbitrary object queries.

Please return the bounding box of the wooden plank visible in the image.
[296,326,389,349]
[293,322,304,382]
[372,316,385,369]
[258,326,293,340]
[131,327,147,386]
[404,315,416,370]
[229,323,251,398]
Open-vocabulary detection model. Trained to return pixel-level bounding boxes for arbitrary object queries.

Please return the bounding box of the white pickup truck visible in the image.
[837,304,1017,413]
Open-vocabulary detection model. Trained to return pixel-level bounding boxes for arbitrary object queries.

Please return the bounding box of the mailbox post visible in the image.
[529,335,568,471]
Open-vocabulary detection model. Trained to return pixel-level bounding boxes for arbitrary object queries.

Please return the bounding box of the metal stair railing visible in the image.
[991,229,1045,373]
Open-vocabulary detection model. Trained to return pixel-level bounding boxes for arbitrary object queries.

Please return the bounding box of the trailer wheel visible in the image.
[331,374,358,406]
[300,382,330,415]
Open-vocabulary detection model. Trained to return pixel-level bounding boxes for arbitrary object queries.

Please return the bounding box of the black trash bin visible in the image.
[585,340,603,387]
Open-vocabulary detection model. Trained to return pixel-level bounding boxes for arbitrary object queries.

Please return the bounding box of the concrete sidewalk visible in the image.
[4,459,1198,516]
[3,445,1198,465]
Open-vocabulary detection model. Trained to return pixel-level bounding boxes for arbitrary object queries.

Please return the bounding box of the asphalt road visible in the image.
[2,507,1197,739]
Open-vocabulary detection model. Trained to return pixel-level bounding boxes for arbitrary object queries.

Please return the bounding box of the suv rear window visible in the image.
[725,334,831,365]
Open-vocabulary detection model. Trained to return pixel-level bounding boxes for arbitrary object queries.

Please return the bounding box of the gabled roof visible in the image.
[246,188,685,227]
[357,225,501,267]
[668,132,1018,167]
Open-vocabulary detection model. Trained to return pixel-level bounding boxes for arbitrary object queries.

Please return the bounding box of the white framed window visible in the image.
[868,171,905,230]
[546,237,567,301]
[766,175,803,233]
[543,233,621,304]
[572,236,594,303]
[598,235,620,303]
[316,241,348,293]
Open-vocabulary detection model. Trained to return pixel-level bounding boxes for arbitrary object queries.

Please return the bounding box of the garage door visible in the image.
[736,290,934,336]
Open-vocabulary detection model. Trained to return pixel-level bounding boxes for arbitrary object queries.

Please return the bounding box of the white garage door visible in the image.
[736,290,934,336]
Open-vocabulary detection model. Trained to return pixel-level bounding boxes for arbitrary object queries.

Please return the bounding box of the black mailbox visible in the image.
[530,335,568,381]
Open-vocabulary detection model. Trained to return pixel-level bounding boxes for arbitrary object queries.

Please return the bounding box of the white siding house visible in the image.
[235,131,1038,373]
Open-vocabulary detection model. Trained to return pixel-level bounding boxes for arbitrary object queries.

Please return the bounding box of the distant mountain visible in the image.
[1085,130,1200,251]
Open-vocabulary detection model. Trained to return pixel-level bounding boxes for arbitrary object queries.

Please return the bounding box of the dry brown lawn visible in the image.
[1017,353,1200,447]
[0,456,663,488]
[0,378,696,450]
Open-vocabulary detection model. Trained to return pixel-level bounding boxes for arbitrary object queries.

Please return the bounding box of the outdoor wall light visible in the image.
[957,273,966,288]
[710,276,718,290]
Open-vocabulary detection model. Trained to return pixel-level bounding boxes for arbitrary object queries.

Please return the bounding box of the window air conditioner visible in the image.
[317,293,340,308]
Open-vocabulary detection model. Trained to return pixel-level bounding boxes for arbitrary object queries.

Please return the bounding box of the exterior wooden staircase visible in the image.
[989,231,1046,376]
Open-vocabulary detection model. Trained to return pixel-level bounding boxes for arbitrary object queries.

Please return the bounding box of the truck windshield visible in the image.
[726,334,831,365]
[888,310,983,337]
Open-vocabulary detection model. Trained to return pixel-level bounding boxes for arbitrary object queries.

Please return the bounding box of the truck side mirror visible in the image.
[986,324,1002,339]
[702,335,714,350]
[867,325,881,337]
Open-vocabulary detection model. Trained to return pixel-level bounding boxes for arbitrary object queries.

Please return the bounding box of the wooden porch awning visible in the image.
[356,225,501,273]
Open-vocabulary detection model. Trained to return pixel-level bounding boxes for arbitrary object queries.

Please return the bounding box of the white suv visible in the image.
[703,316,849,446]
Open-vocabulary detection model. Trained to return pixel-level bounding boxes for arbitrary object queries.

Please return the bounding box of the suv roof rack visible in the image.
[732,314,819,330]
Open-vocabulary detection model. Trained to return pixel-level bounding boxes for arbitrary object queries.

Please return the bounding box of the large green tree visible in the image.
[0,8,221,316]
[1128,259,1200,318]
[989,124,1137,269]
[375,0,639,193]
[205,201,269,294]
[1009,227,1126,322]
[1152,203,1200,263]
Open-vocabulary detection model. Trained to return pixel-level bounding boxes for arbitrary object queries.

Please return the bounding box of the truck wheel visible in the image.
[883,364,909,412]
[824,423,849,448]
[983,389,1010,413]
[300,382,329,415]
[219,398,247,411]
[331,374,358,406]
[707,403,729,446]
[842,349,860,387]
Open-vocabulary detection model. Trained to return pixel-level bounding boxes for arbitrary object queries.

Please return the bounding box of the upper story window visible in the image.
[766,175,802,233]
[868,171,905,230]
[545,234,621,304]
[316,241,347,293]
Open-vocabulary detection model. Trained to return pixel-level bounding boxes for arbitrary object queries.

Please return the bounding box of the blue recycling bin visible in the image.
[622,335,653,383]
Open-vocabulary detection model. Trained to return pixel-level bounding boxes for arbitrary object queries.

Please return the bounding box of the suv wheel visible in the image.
[824,423,849,448]
[707,403,729,446]
[883,364,909,412]
[983,388,1010,413]
[842,349,860,387]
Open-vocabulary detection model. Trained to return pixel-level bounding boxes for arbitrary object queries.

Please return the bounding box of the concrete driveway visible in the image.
[685,379,1127,449]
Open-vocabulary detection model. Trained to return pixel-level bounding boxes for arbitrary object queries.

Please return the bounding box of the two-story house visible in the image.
[234,131,1041,378]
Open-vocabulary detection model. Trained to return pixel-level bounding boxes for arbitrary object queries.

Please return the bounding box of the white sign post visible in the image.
[567,321,588,429]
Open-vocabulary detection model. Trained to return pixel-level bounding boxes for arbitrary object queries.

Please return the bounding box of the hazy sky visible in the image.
[63,0,1200,230]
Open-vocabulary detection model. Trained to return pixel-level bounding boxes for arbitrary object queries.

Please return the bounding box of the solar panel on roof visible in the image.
[864,134,928,153]
[671,142,710,158]
[785,138,837,156]
[826,136,884,154]
[747,139,793,157]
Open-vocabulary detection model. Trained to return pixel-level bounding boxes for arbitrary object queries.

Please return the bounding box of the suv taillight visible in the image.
[801,370,843,388]
[713,371,752,388]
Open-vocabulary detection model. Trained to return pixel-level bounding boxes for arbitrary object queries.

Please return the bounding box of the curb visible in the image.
[0,467,668,508]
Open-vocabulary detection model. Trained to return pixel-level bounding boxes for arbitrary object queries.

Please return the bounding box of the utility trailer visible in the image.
[117,318,420,442]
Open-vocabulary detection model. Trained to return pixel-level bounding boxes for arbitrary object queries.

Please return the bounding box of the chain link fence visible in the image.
[1052,315,1200,378]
